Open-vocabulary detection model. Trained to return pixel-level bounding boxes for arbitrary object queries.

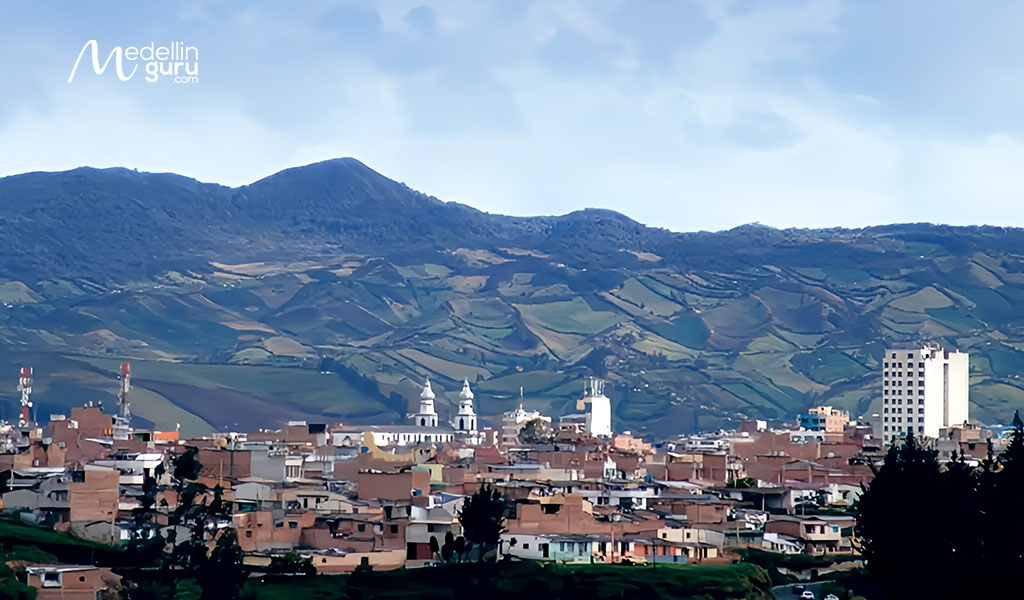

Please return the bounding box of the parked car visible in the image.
[800,592,815,600]
[824,595,839,600]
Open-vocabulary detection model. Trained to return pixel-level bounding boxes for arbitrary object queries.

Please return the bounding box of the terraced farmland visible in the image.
[3,162,1024,436]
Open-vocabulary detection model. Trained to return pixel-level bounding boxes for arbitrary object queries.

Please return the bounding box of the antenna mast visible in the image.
[17,367,32,428]
[114,362,132,439]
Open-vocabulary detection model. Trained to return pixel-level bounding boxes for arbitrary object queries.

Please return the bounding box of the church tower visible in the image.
[413,378,438,428]
[455,379,477,433]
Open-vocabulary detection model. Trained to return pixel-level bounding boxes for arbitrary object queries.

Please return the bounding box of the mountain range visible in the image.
[1,158,1023,437]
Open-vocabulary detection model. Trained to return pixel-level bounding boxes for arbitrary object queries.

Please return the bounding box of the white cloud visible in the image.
[1,0,1022,232]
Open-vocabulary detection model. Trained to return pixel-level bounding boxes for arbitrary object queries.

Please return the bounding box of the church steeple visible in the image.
[413,378,438,428]
[455,379,477,433]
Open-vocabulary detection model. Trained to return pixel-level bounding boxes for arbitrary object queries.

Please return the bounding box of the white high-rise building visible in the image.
[881,346,969,440]
[412,379,439,428]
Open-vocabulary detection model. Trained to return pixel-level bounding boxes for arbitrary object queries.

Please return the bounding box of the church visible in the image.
[411,378,483,445]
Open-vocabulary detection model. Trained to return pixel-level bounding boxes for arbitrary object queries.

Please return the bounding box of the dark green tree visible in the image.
[855,433,944,598]
[986,410,1024,583]
[125,447,246,600]
[457,486,508,562]
[441,531,455,563]
[519,418,553,445]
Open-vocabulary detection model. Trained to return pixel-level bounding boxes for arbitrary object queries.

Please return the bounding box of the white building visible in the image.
[882,346,969,440]
[500,402,550,446]
[412,379,439,428]
[578,378,612,437]
[453,379,477,434]
[332,426,455,448]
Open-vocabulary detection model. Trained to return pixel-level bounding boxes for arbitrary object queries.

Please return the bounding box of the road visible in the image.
[771,581,827,599]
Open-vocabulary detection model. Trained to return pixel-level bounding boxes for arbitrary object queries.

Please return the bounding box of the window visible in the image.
[42,572,61,588]
[390,524,399,534]
[357,524,366,532]
[908,353,913,359]
[919,362,925,368]
[884,362,888,368]
[523,543,529,550]
[275,521,283,528]
[891,353,896,358]
[919,427,924,433]
[245,530,252,538]
[919,417,924,423]
[288,521,298,529]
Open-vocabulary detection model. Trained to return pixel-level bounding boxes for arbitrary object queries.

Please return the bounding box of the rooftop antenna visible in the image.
[17,367,32,428]
[119,362,131,423]
[113,362,133,440]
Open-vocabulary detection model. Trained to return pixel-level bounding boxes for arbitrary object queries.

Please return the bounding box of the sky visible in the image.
[1,0,1023,232]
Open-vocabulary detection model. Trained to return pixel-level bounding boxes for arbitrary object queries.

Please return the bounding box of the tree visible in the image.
[855,415,1024,598]
[457,485,508,562]
[855,433,944,598]
[172,446,201,484]
[986,410,1024,581]
[441,531,455,563]
[519,418,553,445]
[125,447,246,600]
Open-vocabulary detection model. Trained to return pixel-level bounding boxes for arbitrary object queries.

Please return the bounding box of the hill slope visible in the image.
[1,159,1023,436]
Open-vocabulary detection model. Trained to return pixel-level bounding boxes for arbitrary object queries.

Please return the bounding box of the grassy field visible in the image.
[514,298,622,335]
[242,561,773,600]
[648,315,711,349]
[790,348,869,385]
[53,357,391,435]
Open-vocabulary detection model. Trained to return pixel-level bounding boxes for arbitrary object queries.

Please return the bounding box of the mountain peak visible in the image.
[246,157,379,187]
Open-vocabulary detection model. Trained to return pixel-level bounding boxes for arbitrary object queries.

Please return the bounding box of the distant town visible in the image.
[0,343,1008,598]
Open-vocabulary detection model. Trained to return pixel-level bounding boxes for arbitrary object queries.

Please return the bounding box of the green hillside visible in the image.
[1,162,1024,437]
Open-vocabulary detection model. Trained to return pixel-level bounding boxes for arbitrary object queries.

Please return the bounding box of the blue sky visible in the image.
[1,0,1022,232]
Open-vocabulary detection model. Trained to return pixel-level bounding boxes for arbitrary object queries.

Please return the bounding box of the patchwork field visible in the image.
[2,161,1024,437]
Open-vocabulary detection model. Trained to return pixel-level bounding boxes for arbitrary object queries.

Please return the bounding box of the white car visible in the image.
[800,592,815,600]
[824,595,839,600]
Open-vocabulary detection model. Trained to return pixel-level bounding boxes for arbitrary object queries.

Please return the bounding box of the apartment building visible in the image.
[882,346,969,439]
[799,406,849,433]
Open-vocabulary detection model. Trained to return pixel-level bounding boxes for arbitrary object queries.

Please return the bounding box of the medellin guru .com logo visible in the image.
[68,40,199,84]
